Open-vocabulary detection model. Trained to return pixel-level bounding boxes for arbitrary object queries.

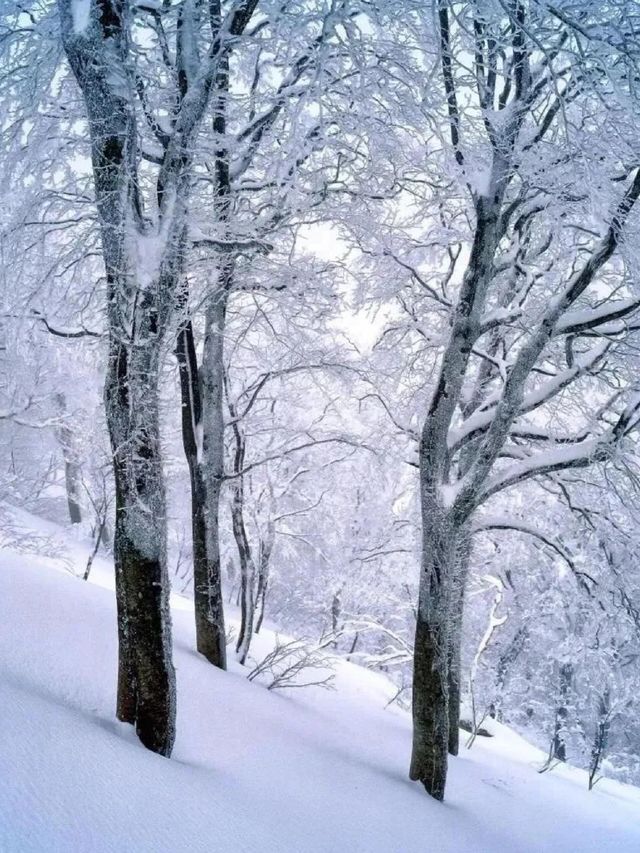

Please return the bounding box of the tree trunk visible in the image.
[105,335,176,756]
[410,604,449,801]
[231,480,256,665]
[226,407,256,664]
[447,621,462,757]
[331,586,343,647]
[176,317,227,668]
[409,516,455,801]
[447,543,470,756]
[588,688,611,790]
[63,458,83,524]
[55,393,82,525]
[552,662,573,762]
[113,530,136,725]
[254,523,273,634]
[201,286,231,668]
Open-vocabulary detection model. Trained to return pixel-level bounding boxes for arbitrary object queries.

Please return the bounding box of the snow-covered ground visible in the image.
[1,505,639,853]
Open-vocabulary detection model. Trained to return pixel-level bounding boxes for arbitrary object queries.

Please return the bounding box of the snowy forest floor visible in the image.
[0,504,639,853]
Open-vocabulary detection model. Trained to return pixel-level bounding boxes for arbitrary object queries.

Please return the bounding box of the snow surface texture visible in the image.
[1,505,639,852]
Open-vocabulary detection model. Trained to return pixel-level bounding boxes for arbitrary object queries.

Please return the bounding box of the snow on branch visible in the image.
[472,515,597,593]
[31,309,101,339]
[454,168,640,514]
[478,391,640,503]
[555,298,640,336]
[246,635,336,691]
[450,340,610,452]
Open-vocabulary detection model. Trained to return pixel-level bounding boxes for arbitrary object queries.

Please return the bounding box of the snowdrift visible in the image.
[0,506,639,852]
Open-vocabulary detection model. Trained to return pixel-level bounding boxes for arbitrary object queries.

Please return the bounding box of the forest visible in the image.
[1,0,640,848]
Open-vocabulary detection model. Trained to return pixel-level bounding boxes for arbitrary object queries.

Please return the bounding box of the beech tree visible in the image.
[56,0,272,755]
[340,0,640,798]
[408,1,640,799]
[174,0,359,669]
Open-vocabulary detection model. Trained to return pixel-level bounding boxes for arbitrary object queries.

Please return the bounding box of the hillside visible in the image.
[0,506,639,853]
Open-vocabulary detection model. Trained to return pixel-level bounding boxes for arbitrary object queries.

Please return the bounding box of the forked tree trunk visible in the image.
[176,316,226,668]
[59,0,261,758]
[105,335,176,756]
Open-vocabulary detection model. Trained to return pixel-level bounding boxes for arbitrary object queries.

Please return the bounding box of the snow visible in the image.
[71,0,91,35]
[1,506,639,853]
[556,298,640,333]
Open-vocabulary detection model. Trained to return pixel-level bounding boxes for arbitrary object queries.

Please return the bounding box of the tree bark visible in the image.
[447,611,462,756]
[55,394,82,524]
[231,477,256,665]
[409,513,455,801]
[447,541,470,755]
[105,334,176,756]
[201,286,231,667]
[552,662,573,762]
[588,688,611,790]
[410,608,449,801]
[176,316,227,668]
[254,522,274,634]
[226,379,257,665]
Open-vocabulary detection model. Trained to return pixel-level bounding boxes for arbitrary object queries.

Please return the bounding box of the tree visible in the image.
[345,0,640,798]
[56,0,267,755]
[174,0,359,668]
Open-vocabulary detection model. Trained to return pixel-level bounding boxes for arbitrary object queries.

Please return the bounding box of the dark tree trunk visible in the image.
[200,284,232,669]
[588,688,611,790]
[226,403,256,664]
[254,524,273,634]
[176,317,226,668]
[552,662,573,762]
[105,336,176,756]
[347,631,359,658]
[447,629,462,757]
[231,479,256,664]
[410,604,449,801]
[409,515,454,801]
[114,534,136,725]
[224,343,259,665]
[447,545,470,756]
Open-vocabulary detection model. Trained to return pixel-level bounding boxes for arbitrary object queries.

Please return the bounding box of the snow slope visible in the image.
[0,506,639,853]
